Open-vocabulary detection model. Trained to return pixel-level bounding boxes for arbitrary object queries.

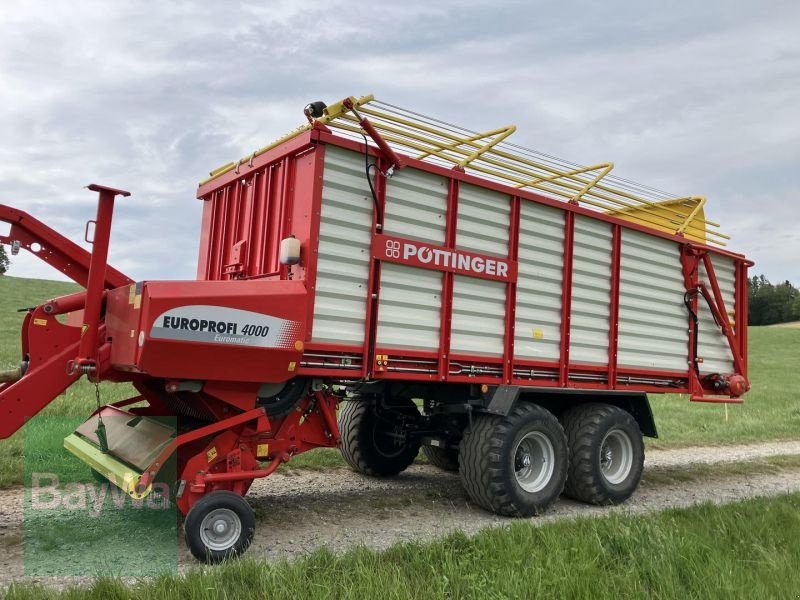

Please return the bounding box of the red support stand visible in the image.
[74,184,130,372]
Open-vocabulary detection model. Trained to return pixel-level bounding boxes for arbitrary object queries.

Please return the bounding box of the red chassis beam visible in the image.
[0,200,131,290]
[0,186,133,439]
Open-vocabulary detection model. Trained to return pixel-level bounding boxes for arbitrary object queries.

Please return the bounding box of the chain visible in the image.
[94,382,109,454]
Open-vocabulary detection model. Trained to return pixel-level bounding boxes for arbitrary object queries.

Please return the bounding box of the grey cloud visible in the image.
[0,0,797,284]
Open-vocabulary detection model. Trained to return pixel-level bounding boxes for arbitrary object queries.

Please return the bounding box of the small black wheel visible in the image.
[561,403,645,505]
[459,403,567,517]
[184,490,256,563]
[339,398,421,477]
[422,444,459,472]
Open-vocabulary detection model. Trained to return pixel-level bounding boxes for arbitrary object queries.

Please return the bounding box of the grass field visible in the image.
[770,320,800,328]
[4,492,800,599]
[1,275,799,483]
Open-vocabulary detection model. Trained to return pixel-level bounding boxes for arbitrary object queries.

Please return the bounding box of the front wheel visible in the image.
[184,491,256,562]
[561,404,644,505]
[459,403,568,517]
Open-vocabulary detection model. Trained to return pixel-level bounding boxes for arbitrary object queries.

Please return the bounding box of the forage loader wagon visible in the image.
[0,95,751,561]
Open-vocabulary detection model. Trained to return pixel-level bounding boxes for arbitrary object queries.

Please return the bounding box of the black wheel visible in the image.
[184,490,256,563]
[561,403,644,505]
[256,378,307,418]
[459,403,567,517]
[339,398,421,477]
[422,443,459,472]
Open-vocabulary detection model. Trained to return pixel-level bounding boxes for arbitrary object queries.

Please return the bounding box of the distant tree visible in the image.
[748,275,800,325]
[0,245,9,275]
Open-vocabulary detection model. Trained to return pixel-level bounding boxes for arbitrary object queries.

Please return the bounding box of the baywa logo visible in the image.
[23,416,178,576]
[30,473,172,517]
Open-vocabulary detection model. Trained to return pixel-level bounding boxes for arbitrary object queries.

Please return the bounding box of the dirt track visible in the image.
[2,440,800,590]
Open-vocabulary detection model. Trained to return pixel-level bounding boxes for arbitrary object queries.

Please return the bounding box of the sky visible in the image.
[1,0,798,284]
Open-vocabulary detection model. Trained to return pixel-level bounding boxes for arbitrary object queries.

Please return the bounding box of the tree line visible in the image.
[748,275,800,326]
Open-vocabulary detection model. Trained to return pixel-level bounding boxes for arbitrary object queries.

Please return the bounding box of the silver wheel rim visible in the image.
[513,431,555,493]
[600,429,634,485]
[199,508,242,552]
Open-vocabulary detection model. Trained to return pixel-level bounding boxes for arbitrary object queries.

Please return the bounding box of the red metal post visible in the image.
[699,253,746,377]
[503,196,521,383]
[75,184,130,369]
[558,211,575,387]
[607,224,622,388]
[437,176,459,381]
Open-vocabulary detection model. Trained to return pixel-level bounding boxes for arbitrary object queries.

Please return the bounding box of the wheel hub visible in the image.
[200,508,242,552]
[513,431,555,493]
[599,429,634,485]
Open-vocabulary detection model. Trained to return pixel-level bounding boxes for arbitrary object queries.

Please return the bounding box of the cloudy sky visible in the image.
[1,0,798,283]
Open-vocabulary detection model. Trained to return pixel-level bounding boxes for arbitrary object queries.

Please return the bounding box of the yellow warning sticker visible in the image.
[81,324,89,336]
[129,285,136,305]
[256,443,270,458]
[206,447,218,462]
[33,318,48,326]
[533,328,544,339]
[133,294,141,310]
[288,361,297,372]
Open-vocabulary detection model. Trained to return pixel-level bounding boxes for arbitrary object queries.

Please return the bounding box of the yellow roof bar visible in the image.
[202,94,727,245]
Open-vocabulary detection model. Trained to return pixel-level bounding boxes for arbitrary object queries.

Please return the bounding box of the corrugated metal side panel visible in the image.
[514,202,565,361]
[451,276,506,356]
[450,183,510,356]
[455,183,510,256]
[698,255,736,374]
[311,146,373,345]
[383,168,448,244]
[617,230,688,372]
[377,263,443,350]
[570,216,613,365]
[377,166,447,351]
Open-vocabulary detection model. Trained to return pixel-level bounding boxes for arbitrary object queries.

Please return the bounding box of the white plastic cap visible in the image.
[279,235,301,265]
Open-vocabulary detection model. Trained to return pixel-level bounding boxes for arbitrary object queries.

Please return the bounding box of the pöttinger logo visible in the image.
[385,239,401,259]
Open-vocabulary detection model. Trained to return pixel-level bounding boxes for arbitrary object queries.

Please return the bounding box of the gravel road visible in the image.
[2,439,800,590]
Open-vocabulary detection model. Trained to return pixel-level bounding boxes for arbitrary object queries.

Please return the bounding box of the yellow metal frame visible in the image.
[64,433,153,500]
[202,94,728,245]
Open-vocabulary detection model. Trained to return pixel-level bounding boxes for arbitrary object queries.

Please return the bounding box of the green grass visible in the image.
[648,326,800,448]
[5,492,800,599]
[2,275,799,482]
[0,277,135,488]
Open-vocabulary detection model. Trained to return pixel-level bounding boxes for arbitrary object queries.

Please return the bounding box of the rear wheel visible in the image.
[459,403,567,517]
[561,404,644,505]
[184,491,256,563]
[339,398,421,477]
[422,443,459,472]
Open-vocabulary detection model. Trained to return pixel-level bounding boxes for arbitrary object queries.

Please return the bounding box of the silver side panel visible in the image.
[383,168,448,244]
[451,276,506,356]
[311,146,373,345]
[514,202,565,361]
[617,230,688,372]
[377,166,448,351]
[376,263,443,350]
[450,183,510,356]
[569,216,613,365]
[698,255,736,374]
[455,182,510,257]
